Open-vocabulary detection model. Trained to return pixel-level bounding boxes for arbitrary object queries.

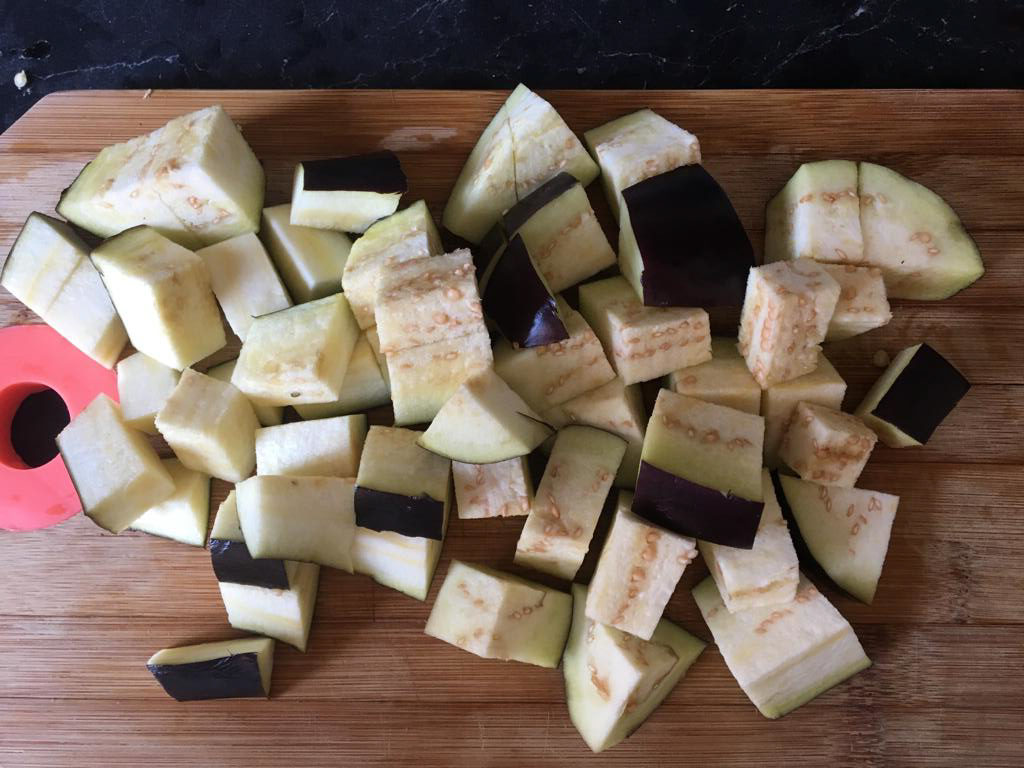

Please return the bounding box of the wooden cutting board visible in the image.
[0,89,1022,768]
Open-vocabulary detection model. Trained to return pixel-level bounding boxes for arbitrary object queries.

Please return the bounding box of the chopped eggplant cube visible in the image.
[854,342,970,447]
[619,164,754,308]
[293,333,390,419]
[116,352,181,434]
[290,151,406,233]
[255,414,367,478]
[218,560,319,651]
[819,263,891,341]
[452,457,533,519]
[260,204,352,303]
[668,337,761,415]
[779,402,876,488]
[205,358,283,428]
[129,459,210,547]
[209,491,290,589]
[147,636,274,701]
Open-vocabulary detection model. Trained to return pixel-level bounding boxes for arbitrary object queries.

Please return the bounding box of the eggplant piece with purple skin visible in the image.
[482,234,568,348]
[147,636,273,701]
[208,491,290,589]
[619,165,754,308]
[854,342,970,447]
[290,151,407,233]
[354,487,446,540]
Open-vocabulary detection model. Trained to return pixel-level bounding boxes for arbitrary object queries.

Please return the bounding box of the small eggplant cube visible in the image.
[261,204,352,303]
[779,402,877,488]
[374,250,484,354]
[290,151,406,233]
[129,459,210,547]
[116,352,180,434]
[738,260,840,389]
[293,333,390,419]
[668,337,761,415]
[585,491,697,641]
[579,276,711,385]
[231,293,359,406]
[819,263,891,341]
[147,636,274,701]
[196,232,292,341]
[219,561,320,651]
[91,226,226,370]
[255,414,367,478]
[155,368,260,483]
[452,457,532,519]
[209,490,290,589]
[56,394,174,533]
[205,358,283,428]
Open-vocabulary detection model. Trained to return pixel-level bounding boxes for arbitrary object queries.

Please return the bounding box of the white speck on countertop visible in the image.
[13,69,28,89]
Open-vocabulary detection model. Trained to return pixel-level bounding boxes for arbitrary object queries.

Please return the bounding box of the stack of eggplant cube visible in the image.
[0,85,979,752]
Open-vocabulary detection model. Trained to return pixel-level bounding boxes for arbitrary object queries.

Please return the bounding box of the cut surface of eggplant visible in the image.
[585,490,697,640]
[116,352,181,434]
[56,394,174,533]
[778,402,876,488]
[819,263,891,341]
[424,560,573,668]
[91,226,226,370]
[618,164,753,308]
[147,636,273,701]
[129,459,210,547]
[778,475,898,603]
[854,342,970,447]
[218,560,319,651]
[693,574,870,719]
[1,212,127,368]
[452,457,533,519]
[351,525,447,601]
[205,358,283,428]
[260,204,352,303]
[668,337,760,415]
[698,470,799,613]
[565,583,705,753]
[255,414,367,478]
[209,490,290,589]
[514,425,626,579]
[290,151,406,233]
[633,389,764,548]
[418,367,552,464]
[481,234,568,348]
[292,333,390,419]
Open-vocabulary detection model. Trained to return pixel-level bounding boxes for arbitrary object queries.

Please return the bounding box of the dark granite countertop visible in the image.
[1,0,1022,132]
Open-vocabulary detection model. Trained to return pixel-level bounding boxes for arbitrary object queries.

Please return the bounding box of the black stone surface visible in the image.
[2,1,1022,132]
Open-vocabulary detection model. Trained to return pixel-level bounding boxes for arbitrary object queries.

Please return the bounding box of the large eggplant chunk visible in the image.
[761,354,846,468]
[819,263,891,341]
[494,299,616,413]
[129,459,210,547]
[91,226,225,370]
[1,212,127,368]
[196,232,292,342]
[424,560,572,668]
[218,560,320,651]
[619,165,754,308]
[583,108,701,222]
[255,414,367,478]
[260,204,352,303]
[777,475,898,604]
[668,337,760,415]
[633,390,764,548]
[418,368,552,464]
[481,235,568,348]
[542,377,646,488]
[737,260,840,389]
[290,151,406,233]
[205,358,283,428]
[341,201,443,328]
[585,490,697,640]
[564,583,705,753]
[57,105,264,247]
[56,394,174,534]
[442,84,598,244]
[452,457,532,519]
[293,334,390,419]
[858,162,984,299]
[514,426,626,580]
[147,636,273,701]
[155,369,260,483]
[500,172,615,292]
[208,491,290,590]
[578,275,711,385]
[235,475,356,572]
[764,159,863,266]
[854,342,970,447]
[698,470,798,613]
[778,402,876,489]
[116,352,180,434]
[693,574,870,719]
[230,293,359,406]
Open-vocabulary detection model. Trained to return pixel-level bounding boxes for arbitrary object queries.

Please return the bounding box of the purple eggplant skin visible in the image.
[354,486,445,540]
[501,172,578,234]
[300,151,407,194]
[148,653,266,701]
[631,461,763,549]
[475,223,507,275]
[870,343,970,444]
[622,165,754,308]
[209,539,290,590]
[483,234,569,348]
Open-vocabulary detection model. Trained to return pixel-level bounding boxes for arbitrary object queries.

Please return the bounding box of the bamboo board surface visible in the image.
[0,89,1022,767]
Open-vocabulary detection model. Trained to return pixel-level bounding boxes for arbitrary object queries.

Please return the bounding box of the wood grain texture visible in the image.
[1,89,1022,767]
